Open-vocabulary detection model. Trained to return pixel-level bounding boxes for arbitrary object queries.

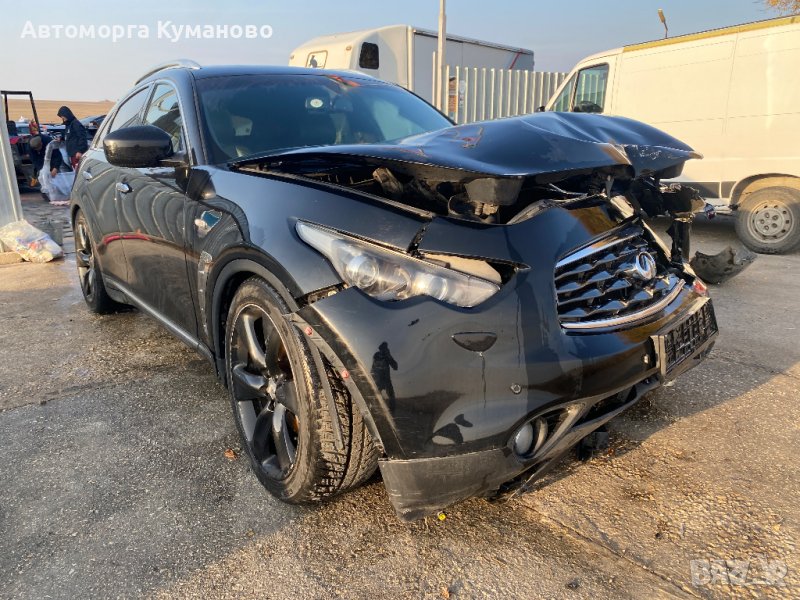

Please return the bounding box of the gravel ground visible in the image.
[0,195,797,598]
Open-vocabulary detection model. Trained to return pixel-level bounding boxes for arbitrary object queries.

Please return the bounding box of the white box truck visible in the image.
[545,15,800,254]
[289,24,534,105]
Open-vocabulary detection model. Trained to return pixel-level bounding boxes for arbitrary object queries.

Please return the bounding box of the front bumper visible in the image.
[291,277,717,519]
[379,374,664,520]
[380,297,718,520]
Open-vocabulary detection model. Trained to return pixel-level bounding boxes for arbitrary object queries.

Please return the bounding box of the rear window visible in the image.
[197,74,450,164]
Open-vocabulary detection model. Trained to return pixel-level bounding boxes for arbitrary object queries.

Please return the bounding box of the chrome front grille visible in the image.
[555,227,683,330]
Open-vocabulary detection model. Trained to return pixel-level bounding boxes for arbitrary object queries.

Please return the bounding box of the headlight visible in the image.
[296,221,500,308]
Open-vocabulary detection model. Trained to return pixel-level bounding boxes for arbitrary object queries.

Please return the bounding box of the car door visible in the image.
[114,82,198,339]
[78,86,151,284]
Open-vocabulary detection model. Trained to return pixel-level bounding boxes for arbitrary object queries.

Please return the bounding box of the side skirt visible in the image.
[103,275,215,366]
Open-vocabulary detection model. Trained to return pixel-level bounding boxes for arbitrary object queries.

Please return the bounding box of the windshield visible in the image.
[196,74,451,164]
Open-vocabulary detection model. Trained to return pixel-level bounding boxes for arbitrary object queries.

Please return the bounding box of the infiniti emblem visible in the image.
[630,251,657,281]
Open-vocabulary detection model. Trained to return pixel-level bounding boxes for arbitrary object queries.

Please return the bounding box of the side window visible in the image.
[306,51,327,68]
[143,83,185,152]
[106,87,149,136]
[359,42,379,69]
[550,75,575,112]
[573,64,609,113]
[91,112,114,148]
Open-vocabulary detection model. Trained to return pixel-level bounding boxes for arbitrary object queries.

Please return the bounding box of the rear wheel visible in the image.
[735,187,800,254]
[73,210,122,313]
[225,277,378,503]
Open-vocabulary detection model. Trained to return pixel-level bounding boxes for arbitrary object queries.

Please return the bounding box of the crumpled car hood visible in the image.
[235,112,700,181]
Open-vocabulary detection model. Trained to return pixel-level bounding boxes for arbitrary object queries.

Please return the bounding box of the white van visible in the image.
[545,15,800,253]
[289,25,534,105]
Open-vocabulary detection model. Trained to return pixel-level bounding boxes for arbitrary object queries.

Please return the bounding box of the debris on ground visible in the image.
[0,220,63,263]
[690,244,756,284]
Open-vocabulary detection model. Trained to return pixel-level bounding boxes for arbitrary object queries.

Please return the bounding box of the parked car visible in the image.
[71,62,718,520]
[45,115,102,142]
[82,114,106,129]
[14,120,31,136]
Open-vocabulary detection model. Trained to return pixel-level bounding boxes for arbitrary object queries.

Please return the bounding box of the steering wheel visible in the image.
[573,101,603,114]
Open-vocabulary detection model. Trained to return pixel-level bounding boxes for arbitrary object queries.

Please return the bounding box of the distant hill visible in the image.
[5,99,116,125]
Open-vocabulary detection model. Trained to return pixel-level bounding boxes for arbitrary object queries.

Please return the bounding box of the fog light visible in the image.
[512,422,534,456]
[512,417,550,457]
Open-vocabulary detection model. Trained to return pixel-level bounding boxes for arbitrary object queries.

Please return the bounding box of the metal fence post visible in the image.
[431,51,438,108]
[454,65,460,124]
[0,99,23,228]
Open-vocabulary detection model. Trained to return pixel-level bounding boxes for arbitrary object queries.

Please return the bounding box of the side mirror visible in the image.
[104,125,173,168]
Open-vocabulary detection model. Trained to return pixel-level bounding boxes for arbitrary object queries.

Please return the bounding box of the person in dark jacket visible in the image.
[56,106,88,169]
[27,121,54,178]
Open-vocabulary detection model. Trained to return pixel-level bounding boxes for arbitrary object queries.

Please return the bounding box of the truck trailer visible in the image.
[289,24,534,105]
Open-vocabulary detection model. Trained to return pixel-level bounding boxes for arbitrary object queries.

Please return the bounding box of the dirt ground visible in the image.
[5,99,115,125]
[0,194,797,599]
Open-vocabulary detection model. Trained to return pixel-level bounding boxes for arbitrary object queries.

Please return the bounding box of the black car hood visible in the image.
[233,112,700,182]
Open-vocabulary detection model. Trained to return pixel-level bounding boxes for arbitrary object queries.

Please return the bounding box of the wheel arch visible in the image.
[207,249,387,454]
[207,249,303,386]
[69,202,81,227]
[70,199,109,274]
[730,174,800,209]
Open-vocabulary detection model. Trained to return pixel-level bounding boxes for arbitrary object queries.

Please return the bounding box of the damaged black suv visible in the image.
[71,61,717,520]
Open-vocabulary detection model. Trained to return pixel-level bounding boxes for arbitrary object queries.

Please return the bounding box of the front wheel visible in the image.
[225,277,378,503]
[735,187,800,254]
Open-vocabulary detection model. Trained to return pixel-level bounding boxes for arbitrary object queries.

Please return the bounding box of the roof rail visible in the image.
[135,59,201,84]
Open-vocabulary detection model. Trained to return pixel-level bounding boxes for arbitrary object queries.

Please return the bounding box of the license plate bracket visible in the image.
[651,298,718,380]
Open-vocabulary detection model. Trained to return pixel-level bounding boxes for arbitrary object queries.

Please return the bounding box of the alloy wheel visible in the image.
[75,220,96,299]
[229,304,301,480]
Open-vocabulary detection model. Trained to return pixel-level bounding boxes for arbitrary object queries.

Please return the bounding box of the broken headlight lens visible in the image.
[296,221,500,308]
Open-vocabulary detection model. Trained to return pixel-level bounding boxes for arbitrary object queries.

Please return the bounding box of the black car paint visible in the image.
[71,66,716,520]
[238,110,698,183]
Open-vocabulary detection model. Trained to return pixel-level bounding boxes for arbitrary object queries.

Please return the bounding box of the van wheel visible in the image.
[735,187,800,254]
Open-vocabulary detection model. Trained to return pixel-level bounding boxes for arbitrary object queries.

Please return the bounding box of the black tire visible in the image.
[735,187,800,254]
[225,277,378,503]
[73,210,122,313]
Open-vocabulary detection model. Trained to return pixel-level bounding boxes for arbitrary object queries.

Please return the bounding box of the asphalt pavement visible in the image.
[0,195,797,599]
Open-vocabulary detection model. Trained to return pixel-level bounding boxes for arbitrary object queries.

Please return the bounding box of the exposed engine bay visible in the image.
[233,111,741,275]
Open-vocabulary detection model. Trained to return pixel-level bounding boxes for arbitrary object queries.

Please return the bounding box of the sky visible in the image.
[0,0,783,101]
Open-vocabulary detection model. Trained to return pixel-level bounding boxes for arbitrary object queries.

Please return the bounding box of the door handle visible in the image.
[115,182,131,194]
[82,170,93,181]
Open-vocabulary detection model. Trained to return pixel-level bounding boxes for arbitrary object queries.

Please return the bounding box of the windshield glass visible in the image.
[197,74,451,164]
